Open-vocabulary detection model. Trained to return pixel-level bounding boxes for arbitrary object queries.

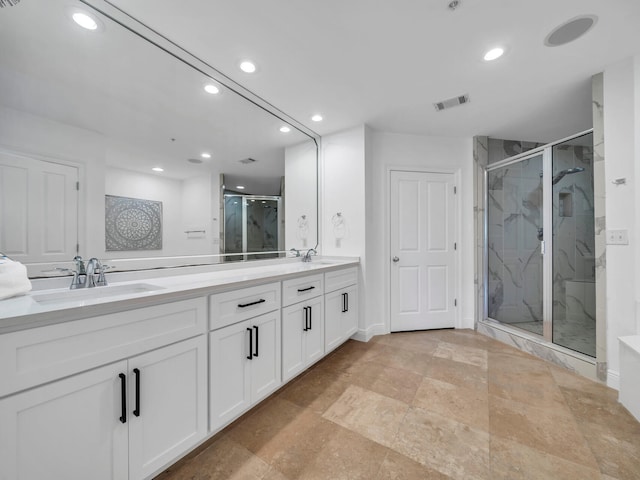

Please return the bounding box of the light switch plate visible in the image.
[606,229,629,245]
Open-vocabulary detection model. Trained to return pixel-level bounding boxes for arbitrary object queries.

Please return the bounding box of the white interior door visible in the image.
[0,151,78,262]
[390,170,456,331]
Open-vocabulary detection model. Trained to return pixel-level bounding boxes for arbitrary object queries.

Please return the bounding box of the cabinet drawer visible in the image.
[209,282,280,330]
[0,298,207,398]
[282,274,324,307]
[325,267,358,293]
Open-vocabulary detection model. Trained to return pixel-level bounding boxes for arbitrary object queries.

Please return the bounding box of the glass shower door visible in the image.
[487,154,544,336]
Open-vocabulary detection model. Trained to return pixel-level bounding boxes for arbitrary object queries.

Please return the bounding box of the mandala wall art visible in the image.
[105,195,163,251]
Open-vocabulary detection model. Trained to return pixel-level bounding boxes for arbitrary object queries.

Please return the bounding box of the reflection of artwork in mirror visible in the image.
[105,195,163,251]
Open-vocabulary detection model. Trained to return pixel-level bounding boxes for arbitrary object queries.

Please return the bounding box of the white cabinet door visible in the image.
[282,303,307,382]
[250,311,282,404]
[282,298,325,382]
[209,321,252,431]
[325,286,358,353]
[0,361,128,480]
[304,296,325,365]
[128,336,207,480]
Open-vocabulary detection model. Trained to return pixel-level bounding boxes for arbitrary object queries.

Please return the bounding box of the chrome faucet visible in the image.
[302,248,317,263]
[289,248,301,257]
[85,258,108,287]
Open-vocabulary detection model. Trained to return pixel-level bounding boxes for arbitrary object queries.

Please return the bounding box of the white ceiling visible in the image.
[106,0,640,143]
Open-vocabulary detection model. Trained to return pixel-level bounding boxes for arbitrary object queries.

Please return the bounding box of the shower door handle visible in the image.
[392,256,399,263]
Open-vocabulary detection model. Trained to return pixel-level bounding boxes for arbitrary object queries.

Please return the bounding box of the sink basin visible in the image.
[32,283,164,305]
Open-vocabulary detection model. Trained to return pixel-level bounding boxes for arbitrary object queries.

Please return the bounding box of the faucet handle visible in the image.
[289,248,301,257]
[73,256,86,274]
[96,264,113,287]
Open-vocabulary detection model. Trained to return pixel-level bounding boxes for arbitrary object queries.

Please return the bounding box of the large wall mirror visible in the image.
[0,0,318,277]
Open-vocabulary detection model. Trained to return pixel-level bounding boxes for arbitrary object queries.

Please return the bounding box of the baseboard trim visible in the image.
[607,369,620,391]
[352,323,386,342]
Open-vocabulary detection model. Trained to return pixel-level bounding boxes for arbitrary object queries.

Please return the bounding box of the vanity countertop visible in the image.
[0,257,359,333]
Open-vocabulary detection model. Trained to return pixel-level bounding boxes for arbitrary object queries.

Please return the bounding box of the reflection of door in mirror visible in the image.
[0,151,78,264]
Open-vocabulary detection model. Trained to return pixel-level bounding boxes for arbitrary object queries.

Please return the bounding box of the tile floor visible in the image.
[155,329,640,480]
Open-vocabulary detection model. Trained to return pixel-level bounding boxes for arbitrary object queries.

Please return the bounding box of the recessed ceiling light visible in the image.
[545,15,598,47]
[201,152,211,159]
[152,167,164,172]
[236,185,245,190]
[240,61,256,73]
[280,126,291,133]
[483,47,504,61]
[204,84,220,94]
[72,12,98,30]
[311,114,323,122]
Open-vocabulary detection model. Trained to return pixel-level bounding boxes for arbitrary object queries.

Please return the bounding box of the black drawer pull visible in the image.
[247,328,253,360]
[253,325,259,357]
[303,307,309,331]
[133,368,141,417]
[238,298,266,308]
[346,292,349,312]
[119,373,127,424]
[308,306,313,330]
[297,286,315,292]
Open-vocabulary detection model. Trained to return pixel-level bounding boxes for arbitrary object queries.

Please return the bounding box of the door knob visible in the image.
[392,256,399,262]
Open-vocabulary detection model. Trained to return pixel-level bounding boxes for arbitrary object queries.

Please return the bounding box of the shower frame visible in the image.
[483,129,594,349]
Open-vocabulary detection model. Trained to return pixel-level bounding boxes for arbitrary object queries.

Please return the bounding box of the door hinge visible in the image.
[454,186,457,194]
[454,242,457,250]
[76,181,80,191]
[454,298,457,307]
[76,243,80,254]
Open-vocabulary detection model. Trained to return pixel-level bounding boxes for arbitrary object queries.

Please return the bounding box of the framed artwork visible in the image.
[105,195,163,251]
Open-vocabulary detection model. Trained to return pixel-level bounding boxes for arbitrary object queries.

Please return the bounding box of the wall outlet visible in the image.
[606,229,629,245]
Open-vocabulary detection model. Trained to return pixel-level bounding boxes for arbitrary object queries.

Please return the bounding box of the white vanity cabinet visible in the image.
[0,298,208,480]
[324,267,359,353]
[209,285,282,432]
[281,274,325,382]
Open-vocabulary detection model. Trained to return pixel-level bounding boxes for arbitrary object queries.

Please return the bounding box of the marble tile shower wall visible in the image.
[487,157,544,327]
[488,138,545,165]
[552,145,595,326]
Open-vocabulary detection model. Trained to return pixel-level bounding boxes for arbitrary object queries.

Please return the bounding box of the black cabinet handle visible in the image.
[119,373,127,424]
[342,293,347,313]
[253,325,259,357]
[308,306,312,330]
[133,368,141,417]
[297,286,315,292]
[238,298,266,308]
[303,307,309,331]
[247,327,253,359]
[346,292,349,312]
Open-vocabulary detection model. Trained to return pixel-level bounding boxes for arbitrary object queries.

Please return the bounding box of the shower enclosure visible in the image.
[223,194,283,260]
[485,131,595,357]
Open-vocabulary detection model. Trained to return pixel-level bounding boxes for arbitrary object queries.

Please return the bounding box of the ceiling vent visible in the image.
[0,0,21,7]
[434,94,470,112]
[239,158,257,165]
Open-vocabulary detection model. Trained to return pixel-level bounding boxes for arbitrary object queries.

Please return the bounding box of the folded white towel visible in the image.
[0,259,32,301]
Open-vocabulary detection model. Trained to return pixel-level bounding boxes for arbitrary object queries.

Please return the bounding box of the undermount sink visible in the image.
[32,283,164,305]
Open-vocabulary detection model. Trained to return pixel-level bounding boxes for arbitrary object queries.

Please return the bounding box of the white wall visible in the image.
[322,126,366,257]
[603,56,639,381]
[368,131,475,333]
[285,141,318,251]
[320,126,474,340]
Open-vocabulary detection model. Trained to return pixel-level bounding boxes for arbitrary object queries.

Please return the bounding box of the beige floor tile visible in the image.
[155,437,271,480]
[489,395,599,469]
[340,361,423,404]
[490,435,601,480]
[375,450,452,479]
[278,368,351,414]
[296,426,391,480]
[424,355,488,392]
[323,384,409,447]
[489,367,567,411]
[392,407,490,480]
[577,420,640,480]
[413,376,489,431]
[433,341,488,370]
